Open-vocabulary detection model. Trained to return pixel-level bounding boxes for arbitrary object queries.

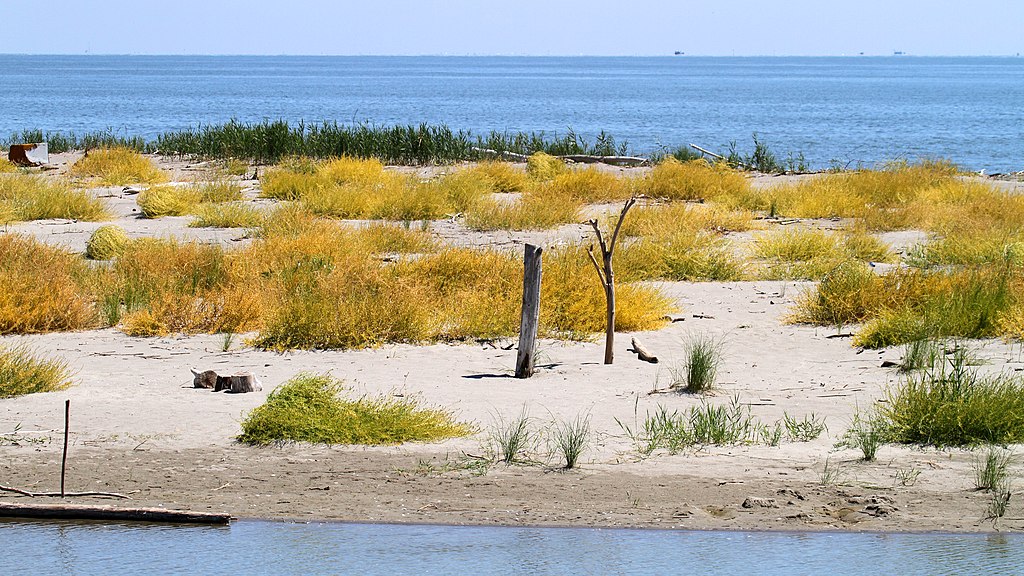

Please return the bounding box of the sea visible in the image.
[1,55,1022,172]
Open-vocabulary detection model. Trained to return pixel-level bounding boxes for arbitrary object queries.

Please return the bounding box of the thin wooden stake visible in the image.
[515,244,543,378]
[60,399,69,498]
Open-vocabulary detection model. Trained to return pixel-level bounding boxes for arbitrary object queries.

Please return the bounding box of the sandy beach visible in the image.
[2,154,1022,532]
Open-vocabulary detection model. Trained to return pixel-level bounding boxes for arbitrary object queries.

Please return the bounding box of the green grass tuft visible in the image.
[238,373,470,446]
[0,345,73,398]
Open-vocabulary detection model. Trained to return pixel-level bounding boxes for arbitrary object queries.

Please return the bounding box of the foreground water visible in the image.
[2,55,1023,171]
[2,519,1022,575]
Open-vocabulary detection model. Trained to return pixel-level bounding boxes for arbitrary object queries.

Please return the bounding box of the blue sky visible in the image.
[1,0,1021,56]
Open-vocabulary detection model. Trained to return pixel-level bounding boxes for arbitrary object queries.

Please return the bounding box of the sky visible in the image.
[1,0,1021,56]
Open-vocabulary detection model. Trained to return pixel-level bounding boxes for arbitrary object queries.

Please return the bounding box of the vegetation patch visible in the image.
[69,148,167,185]
[85,225,131,260]
[0,174,110,222]
[0,345,73,398]
[0,235,97,334]
[238,373,470,445]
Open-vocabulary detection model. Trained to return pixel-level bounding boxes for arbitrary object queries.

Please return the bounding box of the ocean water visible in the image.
[1,55,1022,171]
[3,519,1023,576]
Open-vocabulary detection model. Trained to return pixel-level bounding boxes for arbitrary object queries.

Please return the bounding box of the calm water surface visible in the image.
[2,519,1023,575]
[2,55,1023,171]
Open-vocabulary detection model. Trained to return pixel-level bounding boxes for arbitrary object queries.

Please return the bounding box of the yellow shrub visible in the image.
[0,235,97,333]
[547,167,635,203]
[0,159,18,173]
[0,174,110,222]
[458,161,528,192]
[192,179,243,203]
[641,158,749,202]
[69,148,167,185]
[619,203,758,238]
[526,152,568,181]
[465,188,582,230]
[85,225,131,260]
[136,185,202,218]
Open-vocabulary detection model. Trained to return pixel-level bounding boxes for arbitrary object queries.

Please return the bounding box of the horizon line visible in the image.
[0,52,1021,58]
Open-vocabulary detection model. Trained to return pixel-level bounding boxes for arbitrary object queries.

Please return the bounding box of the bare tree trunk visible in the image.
[516,244,543,378]
[587,196,637,365]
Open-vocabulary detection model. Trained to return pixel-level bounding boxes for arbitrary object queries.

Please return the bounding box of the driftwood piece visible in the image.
[229,372,262,394]
[0,502,230,524]
[470,147,649,167]
[689,143,753,170]
[629,337,659,364]
[560,154,649,167]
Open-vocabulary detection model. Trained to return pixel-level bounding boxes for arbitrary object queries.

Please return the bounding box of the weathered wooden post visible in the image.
[515,244,543,378]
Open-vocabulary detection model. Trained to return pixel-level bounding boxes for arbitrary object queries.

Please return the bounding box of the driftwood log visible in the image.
[228,372,262,394]
[0,502,231,524]
[191,369,261,393]
[629,337,659,364]
[470,147,649,167]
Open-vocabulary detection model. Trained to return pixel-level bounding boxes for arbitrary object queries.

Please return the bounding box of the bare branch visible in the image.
[608,196,637,256]
[586,245,606,286]
[587,219,607,256]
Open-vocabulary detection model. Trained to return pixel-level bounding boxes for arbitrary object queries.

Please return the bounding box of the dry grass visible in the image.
[85,225,131,260]
[0,174,110,222]
[526,152,568,181]
[617,233,746,282]
[454,161,527,192]
[641,158,750,202]
[0,235,97,333]
[619,203,759,237]
[752,228,893,280]
[465,188,582,231]
[69,148,167,185]
[136,185,202,218]
[0,159,18,173]
[189,202,264,228]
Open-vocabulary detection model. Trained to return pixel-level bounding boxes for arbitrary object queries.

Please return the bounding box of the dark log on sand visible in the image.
[0,502,231,524]
[229,372,262,394]
[629,337,659,364]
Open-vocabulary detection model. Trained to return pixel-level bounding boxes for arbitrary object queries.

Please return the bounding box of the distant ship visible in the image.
[893,51,906,55]
[674,51,685,55]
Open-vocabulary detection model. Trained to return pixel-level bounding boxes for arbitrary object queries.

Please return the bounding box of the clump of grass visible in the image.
[618,396,760,455]
[671,333,722,393]
[0,174,110,222]
[0,345,73,398]
[0,235,97,334]
[238,373,469,445]
[192,179,244,203]
[0,158,18,173]
[616,233,746,282]
[491,407,534,464]
[526,152,568,180]
[456,161,527,192]
[819,457,845,486]
[221,158,249,176]
[835,409,888,461]
[546,167,635,203]
[783,412,827,441]
[975,446,1013,491]
[85,225,131,260]
[899,338,944,373]
[620,203,759,237]
[189,203,263,228]
[551,414,591,469]
[465,189,582,230]
[136,185,202,218]
[69,148,166,185]
[881,346,1024,446]
[641,158,749,202]
[752,228,887,280]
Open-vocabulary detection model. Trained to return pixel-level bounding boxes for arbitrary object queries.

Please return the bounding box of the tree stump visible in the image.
[228,372,262,394]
